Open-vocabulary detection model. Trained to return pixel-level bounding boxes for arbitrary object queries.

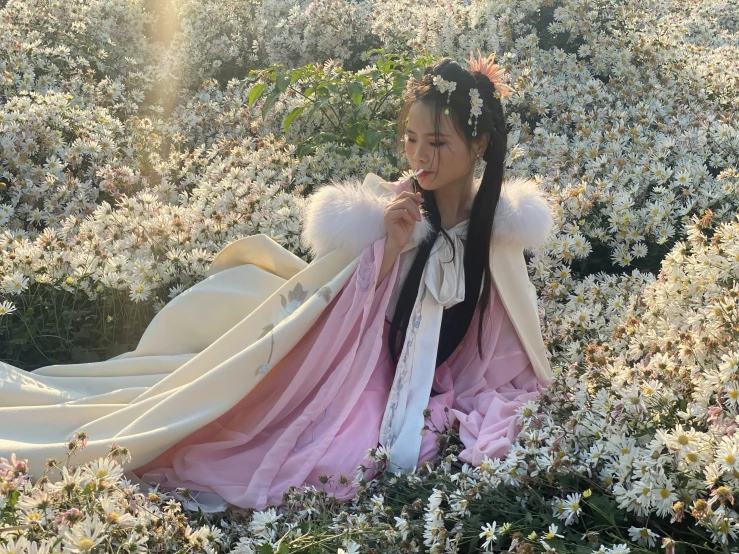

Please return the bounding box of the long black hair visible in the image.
[388,56,509,368]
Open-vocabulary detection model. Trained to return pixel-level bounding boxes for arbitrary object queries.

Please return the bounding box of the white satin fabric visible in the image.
[379,219,482,473]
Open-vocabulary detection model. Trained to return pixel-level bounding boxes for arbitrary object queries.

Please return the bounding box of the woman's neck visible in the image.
[436,175,479,230]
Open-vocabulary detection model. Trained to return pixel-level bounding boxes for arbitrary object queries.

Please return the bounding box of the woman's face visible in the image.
[403,101,480,192]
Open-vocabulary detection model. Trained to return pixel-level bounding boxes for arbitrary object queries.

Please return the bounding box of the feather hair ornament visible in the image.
[465,48,515,99]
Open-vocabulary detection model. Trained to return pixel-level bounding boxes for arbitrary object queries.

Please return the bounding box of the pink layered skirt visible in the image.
[134,237,549,510]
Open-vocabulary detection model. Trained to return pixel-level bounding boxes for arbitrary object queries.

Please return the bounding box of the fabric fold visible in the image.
[134,235,403,508]
[417,275,552,468]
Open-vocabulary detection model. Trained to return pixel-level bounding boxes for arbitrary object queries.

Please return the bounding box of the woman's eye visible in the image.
[405,138,444,147]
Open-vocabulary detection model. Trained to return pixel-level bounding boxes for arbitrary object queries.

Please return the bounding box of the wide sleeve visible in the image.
[445,286,551,467]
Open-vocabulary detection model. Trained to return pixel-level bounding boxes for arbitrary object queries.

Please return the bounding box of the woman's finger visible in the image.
[396,190,424,202]
[390,208,416,225]
[390,204,420,221]
[401,197,422,219]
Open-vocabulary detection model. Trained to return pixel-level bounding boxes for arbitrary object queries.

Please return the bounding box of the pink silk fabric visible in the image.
[134,236,550,510]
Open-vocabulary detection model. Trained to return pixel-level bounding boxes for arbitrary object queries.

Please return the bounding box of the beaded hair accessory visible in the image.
[432,49,515,137]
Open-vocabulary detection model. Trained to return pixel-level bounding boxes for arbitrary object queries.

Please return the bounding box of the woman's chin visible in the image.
[417,173,437,187]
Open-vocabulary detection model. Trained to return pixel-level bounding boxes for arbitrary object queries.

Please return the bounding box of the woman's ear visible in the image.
[474,131,491,157]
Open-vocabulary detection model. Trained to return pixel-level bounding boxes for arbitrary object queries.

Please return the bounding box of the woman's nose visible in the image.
[413,145,429,163]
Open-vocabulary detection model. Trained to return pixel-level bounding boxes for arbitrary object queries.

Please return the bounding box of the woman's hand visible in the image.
[383,183,425,252]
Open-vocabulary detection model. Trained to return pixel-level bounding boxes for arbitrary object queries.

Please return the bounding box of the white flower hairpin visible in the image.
[431,49,516,137]
[468,88,483,137]
[432,75,456,115]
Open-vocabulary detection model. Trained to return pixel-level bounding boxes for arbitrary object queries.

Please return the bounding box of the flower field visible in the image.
[2,0,739,551]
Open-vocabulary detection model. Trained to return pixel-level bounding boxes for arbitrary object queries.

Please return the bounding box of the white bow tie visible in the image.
[379,218,472,473]
[424,219,468,307]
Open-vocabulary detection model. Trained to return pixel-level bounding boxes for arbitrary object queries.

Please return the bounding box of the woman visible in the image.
[0,52,554,512]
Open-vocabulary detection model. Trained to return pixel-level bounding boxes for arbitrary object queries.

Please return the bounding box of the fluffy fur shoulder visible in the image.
[300,173,553,261]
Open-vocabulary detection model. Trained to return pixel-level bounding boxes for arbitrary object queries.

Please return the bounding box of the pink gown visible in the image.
[133,235,550,510]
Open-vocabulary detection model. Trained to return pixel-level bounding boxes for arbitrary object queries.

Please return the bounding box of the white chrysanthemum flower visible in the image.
[479,521,498,551]
[1,272,29,295]
[99,495,136,526]
[716,436,739,474]
[628,526,659,547]
[0,301,17,317]
[85,457,124,483]
[62,516,106,553]
[248,507,282,535]
[394,516,410,541]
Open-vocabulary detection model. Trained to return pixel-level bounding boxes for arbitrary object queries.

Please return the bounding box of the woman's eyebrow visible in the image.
[406,128,450,137]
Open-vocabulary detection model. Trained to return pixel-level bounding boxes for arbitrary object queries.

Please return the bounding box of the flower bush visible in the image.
[2,0,739,550]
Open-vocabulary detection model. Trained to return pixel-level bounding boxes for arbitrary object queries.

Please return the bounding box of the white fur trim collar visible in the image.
[300,172,553,261]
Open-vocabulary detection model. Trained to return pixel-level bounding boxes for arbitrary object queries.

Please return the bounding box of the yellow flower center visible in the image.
[76,538,95,551]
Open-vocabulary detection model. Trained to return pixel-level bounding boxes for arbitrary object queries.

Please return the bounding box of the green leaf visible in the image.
[305,96,328,120]
[275,543,290,554]
[364,128,383,151]
[256,544,274,554]
[248,83,266,108]
[589,494,620,526]
[81,483,93,496]
[296,143,315,157]
[276,72,289,93]
[392,73,408,93]
[261,89,281,120]
[284,106,305,133]
[319,132,340,143]
[346,121,361,142]
[348,82,363,106]
[290,68,305,85]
